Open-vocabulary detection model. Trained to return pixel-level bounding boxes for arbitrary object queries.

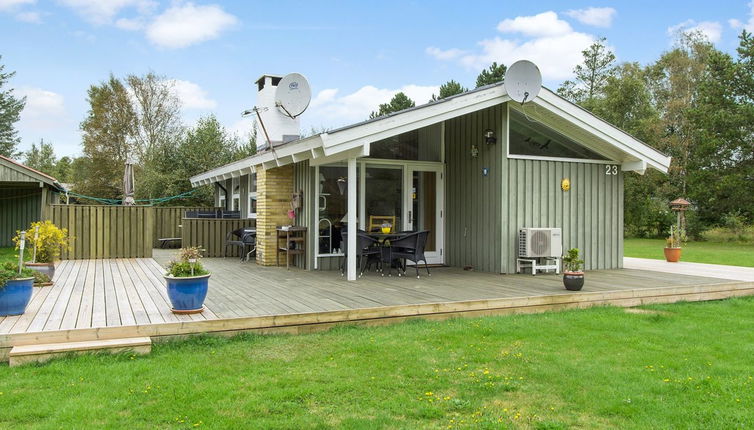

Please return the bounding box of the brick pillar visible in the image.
[256,165,294,266]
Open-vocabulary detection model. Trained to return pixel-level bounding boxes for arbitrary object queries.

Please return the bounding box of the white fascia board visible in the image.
[537,89,671,172]
[321,87,508,156]
[309,142,371,166]
[189,135,322,186]
[622,160,647,175]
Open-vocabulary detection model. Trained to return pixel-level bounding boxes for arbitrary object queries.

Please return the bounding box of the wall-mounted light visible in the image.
[484,129,497,145]
[470,144,479,158]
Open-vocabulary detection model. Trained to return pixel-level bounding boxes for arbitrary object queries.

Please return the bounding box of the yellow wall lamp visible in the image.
[561,178,571,192]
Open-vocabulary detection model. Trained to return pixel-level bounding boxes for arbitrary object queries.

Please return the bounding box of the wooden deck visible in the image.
[1,251,753,361]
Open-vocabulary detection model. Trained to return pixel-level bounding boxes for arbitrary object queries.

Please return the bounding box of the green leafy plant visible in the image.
[0,262,35,289]
[12,220,72,263]
[562,248,584,273]
[165,246,209,278]
[31,270,51,285]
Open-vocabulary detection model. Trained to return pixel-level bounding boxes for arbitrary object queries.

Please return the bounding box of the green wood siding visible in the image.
[501,158,623,272]
[0,188,42,247]
[445,104,505,273]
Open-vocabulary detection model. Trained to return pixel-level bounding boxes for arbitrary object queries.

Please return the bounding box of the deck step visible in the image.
[9,337,151,367]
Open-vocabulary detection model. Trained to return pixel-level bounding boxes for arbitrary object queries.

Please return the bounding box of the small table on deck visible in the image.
[276,226,307,269]
[368,231,410,276]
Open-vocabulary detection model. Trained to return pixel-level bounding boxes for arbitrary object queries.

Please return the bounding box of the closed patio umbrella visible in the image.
[123,160,135,206]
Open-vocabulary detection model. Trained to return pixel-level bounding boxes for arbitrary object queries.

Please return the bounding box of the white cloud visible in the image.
[736,1,754,32]
[115,17,144,31]
[146,2,237,49]
[0,0,34,11]
[15,10,40,22]
[306,84,439,127]
[425,47,466,61]
[429,11,596,81]
[668,19,722,43]
[58,0,156,25]
[16,87,72,144]
[169,79,217,109]
[729,18,742,29]
[564,7,616,28]
[497,11,572,37]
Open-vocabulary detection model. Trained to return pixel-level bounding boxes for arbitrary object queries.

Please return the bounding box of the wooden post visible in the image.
[347,157,357,281]
[240,174,249,218]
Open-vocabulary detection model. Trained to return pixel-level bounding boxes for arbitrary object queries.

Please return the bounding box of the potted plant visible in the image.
[13,220,70,282]
[562,248,585,291]
[0,262,35,316]
[164,247,209,314]
[663,225,684,262]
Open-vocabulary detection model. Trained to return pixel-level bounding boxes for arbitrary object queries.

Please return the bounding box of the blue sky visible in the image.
[1,0,753,157]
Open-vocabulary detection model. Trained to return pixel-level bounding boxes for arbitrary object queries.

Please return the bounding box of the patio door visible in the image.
[404,166,444,265]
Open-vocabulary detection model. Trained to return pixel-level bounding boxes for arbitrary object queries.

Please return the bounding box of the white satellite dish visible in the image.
[504,60,542,104]
[275,73,311,118]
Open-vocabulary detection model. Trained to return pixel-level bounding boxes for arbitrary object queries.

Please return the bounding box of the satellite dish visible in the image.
[275,73,311,118]
[504,60,542,104]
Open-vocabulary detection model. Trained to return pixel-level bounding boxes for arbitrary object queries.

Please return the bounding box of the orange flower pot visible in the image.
[664,247,682,262]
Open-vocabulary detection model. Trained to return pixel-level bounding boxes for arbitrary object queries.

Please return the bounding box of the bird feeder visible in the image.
[670,198,690,237]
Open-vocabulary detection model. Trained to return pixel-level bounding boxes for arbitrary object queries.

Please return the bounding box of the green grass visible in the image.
[624,238,754,267]
[2,299,754,429]
[0,247,19,265]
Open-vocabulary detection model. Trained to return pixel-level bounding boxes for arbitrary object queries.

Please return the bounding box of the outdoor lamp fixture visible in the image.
[484,129,497,145]
[17,231,26,275]
[337,177,347,195]
[470,144,479,158]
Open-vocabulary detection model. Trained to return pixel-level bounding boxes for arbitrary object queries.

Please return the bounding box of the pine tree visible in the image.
[0,56,25,158]
[431,80,467,101]
[475,62,507,87]
[369,92,415,119]
[557,38,616,106]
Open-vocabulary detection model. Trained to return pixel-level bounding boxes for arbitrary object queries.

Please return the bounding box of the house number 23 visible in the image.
[605,165,618,175]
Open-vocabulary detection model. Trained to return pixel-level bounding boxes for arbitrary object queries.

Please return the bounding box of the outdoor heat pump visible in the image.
[518,228,562,258]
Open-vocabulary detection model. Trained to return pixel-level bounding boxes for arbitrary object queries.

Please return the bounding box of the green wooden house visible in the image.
[190,78,671,280]
[0,155,64,247]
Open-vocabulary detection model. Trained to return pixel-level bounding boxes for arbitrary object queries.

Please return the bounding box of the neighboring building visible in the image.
[0,155,65,247]
[190,77,670,280]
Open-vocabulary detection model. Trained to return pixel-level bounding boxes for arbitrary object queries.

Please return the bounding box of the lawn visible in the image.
[2,298,754,429]
[0,247,18,265]
[624,238,754,267]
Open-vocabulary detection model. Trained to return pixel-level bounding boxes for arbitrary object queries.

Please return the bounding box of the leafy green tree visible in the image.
[369,92,415,119]
[431,80,467,101]
[23,139,57,176]
[475,62,507,87]
[0,56,25,158]
[558,38,616,107]
[78,75,137,200]
[688,30,754,225]
[55,156,73,183]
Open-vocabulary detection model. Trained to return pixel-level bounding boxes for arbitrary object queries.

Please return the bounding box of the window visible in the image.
[248,173,257,219]
[509,109,608,160]
[317,165,350,255]
[368,124,442,161]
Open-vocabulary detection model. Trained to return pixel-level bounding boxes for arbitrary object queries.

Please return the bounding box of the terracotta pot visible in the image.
[26,262,55,282]
[563,271,585,291]
[663,247,682,263]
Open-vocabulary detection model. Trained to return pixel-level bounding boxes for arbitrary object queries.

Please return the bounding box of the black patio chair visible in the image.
[389,230,431,278]
[340,231,381,277]
[224,227,255,260]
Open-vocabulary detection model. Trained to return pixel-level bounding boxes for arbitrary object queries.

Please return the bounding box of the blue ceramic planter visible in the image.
[165,274,209,314]
[0,277,34,316]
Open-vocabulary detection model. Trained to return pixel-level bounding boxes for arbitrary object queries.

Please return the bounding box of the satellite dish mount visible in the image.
[504,60,542,105]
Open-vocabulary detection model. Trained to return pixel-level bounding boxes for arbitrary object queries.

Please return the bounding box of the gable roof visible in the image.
[190,82,670,186]
[0,155,65,190]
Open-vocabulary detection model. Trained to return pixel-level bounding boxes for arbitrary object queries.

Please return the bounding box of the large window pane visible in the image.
[365,166,402,232]
[368,124,441,161]
[317,165,352,254]
[509,109,607,160]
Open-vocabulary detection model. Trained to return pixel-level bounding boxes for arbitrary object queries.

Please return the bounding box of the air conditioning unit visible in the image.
[518,228,562,258]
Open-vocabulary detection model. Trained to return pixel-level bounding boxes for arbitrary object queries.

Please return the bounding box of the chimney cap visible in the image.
[254,74,283,85]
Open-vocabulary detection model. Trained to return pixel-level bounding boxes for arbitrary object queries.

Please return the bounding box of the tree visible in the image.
[431,80,467,101]
[24,139,57,176]
[0,56,25,157]
[688,30,754,225]
[55,156,73,183]
[558,38,616,107]
[369,92,415,119]
[78,75,137,200]
[475,62,507,87]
